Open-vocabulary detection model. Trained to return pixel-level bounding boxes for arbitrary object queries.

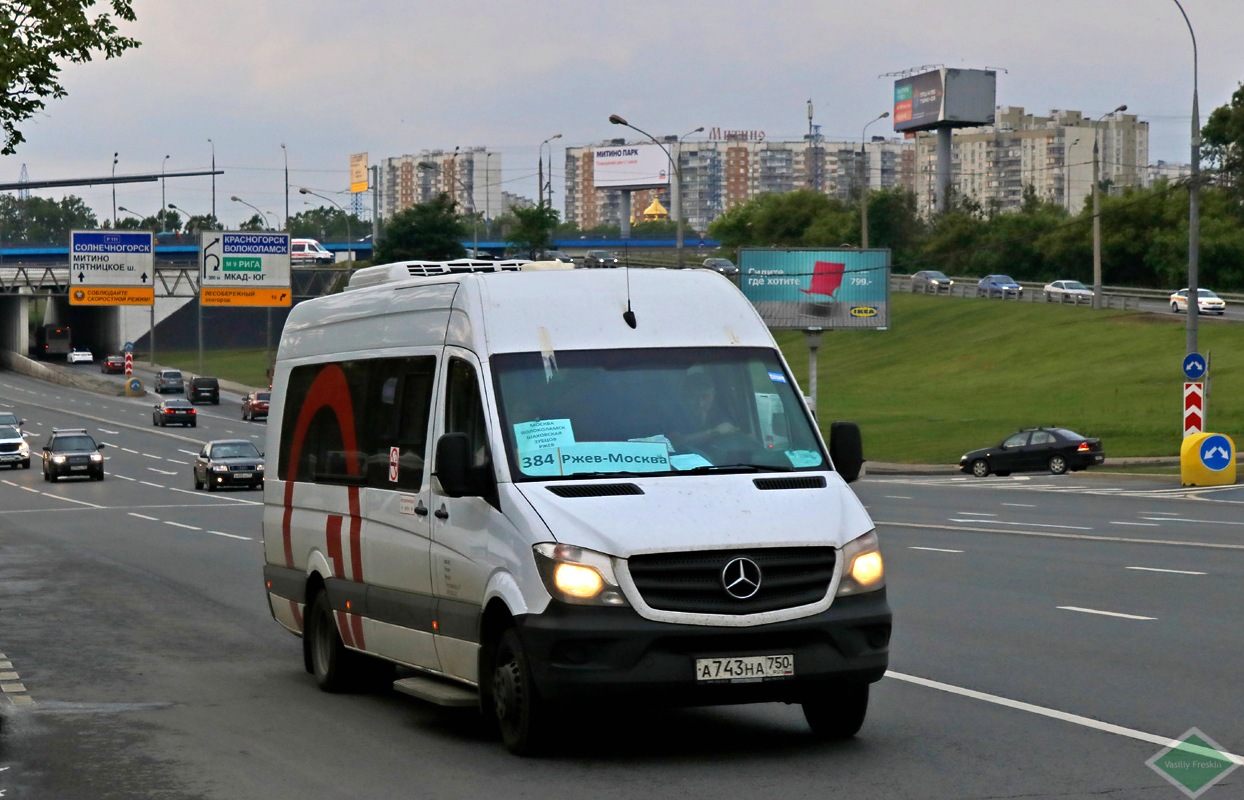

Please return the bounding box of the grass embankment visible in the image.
[778,293,1243,464]
[157,293,1243,465]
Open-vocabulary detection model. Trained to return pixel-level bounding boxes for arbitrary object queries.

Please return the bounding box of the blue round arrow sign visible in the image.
[1183,352,1206,380]
[1199,434,1233,471]
[127,377,142,393]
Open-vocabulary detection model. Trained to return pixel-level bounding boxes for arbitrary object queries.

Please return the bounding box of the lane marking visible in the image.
[127,512,159,521]
[948,518,1093,531]
[877,520,1244,551]
[114,474,137,481]
[1110,521,1160,527]
[886,671,1244,765]
[909,546,963,553]
[1126,566,1206,576]
[99,428,119,434]
[121,447,139,454]
[45,493,103,508]
[1058,606,1156,620]
[1002,503,1036,508]
[140,481,165,489]
[178,449,199,456]
[165,458,184,464]
[142,453,164,461]
[1140,516,1244,527]
[164,521,201,531]
[146,468,177,475]
[956,511,997,517]
[884,495,912,500]
[207,530,251,540]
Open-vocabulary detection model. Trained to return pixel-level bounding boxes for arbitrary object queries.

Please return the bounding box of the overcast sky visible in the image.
[2,0,1239,230]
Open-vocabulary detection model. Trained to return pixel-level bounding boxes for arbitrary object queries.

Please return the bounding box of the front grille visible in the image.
[0,443,19,454]
[628,547,836,615]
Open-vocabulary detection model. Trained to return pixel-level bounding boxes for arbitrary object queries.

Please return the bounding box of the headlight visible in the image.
[52,455,66,463]
[212,464,229,472]
[89,453,103,463]
[256,464,265,471]
[19,443,29,457]
[533,543,629,606]
[836,530,885,596]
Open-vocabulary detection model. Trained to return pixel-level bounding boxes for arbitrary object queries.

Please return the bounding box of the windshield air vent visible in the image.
[753,476,827,491]
[546,483,643,498]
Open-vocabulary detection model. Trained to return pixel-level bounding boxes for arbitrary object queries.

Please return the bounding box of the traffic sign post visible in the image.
[200,231,292,307]
[1181,432,1236,486]
[68,231,155,306]
[124,352,133,376]
[1182,352,1206,381]
[1183,382,1204,437]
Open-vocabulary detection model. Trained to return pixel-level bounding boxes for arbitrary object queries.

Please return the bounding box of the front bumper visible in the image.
[205,470,263,488]
[513,589,891,705]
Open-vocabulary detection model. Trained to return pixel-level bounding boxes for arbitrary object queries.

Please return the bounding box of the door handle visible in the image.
[414,501,429,517]
[434,505,449,520]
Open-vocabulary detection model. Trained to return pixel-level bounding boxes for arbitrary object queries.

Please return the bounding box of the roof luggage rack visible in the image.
[346,259,536,290]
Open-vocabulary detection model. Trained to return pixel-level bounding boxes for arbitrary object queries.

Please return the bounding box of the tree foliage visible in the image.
[289,205,368,242]
[0,1,140,154]
[1202,82,1244,194]
[373,194,466,263]
[506,204,560,258]
[0,194,96,244]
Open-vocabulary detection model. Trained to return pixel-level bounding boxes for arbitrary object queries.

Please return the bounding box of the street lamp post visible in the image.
[166,203,194,232]
[540,134,562,209]
[485,152,493,235]
[1172,0,1200,356]
[230,195,273,229]
[160,154,170,232]
[609,114,700,268]
[111,153,118,227]
[1092,104,1127,310]
[860,112,889,249]
[208,138,216,222]
[300,187,352,262]
[280,143,289,231]
[418,161,478,255]
[170,202,205,374]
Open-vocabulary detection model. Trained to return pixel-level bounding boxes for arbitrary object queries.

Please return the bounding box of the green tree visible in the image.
[374,194,466,263]
[1,1,140,154]
[289,205,367,242]
[0,194,98,244]
[1203,83,1244,193]
[507,204,560,258]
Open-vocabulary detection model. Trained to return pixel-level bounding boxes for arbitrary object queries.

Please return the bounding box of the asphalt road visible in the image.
[1,370,1240,799]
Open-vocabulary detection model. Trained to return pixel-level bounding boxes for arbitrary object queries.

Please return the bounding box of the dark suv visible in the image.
[582,250,619,268]
[42,427,106,482]
[186,376,220,404]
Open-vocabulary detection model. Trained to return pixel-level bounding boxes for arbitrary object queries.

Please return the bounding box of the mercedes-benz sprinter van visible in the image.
[262,260,890,754]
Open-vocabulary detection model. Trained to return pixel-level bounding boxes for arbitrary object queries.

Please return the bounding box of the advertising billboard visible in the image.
[350,152,369,194]
[593,143,671,189]
[738,248,891,330]
[893,68,995,133]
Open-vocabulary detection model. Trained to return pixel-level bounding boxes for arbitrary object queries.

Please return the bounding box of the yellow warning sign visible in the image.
[69,286,154,306]
[201,287,293,307]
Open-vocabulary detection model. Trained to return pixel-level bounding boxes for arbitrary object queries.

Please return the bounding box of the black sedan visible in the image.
[959,427,1105,477]
[152,398,197,427]
[193,439,264,491]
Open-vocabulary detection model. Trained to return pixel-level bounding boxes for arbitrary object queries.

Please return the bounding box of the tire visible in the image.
[190,421,197,428]
[152,416,158,426]
[307,588,353,692]
[803,682,870,740]
[971,459,989,478]
[242,409,249,421]
[1048,454,1069,475]
[42,468,49,482]
[206,478,215,492]
[48,471,58,483]
[194,474,203,490]
[94,472,104,481]
[21,460,29,469]
[490,627,553,756]
[1171,302,1180,313]
[1044,292,1051,302]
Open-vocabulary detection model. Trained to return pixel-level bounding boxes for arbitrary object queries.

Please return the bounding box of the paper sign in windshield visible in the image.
[519,441,671,476]
[514,419,575,453]
[785,450,823,468]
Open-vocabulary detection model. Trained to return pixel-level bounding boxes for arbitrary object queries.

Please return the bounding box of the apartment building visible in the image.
[378,147,504,222]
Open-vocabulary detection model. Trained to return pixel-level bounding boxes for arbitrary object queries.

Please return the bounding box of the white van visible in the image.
[261,260,890,754]
[290,238,335,265]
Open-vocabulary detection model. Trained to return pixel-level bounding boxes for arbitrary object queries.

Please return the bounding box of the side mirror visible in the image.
[828,421,864,484]
[97,442,106,449]
[434,433,473,498]
[42,446,50,452]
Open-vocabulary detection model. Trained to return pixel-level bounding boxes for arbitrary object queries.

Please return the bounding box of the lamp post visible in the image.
[485,151,493,235]
[116,205,148,224]
[208,138,215,222]
[111,153,118,227]
[860,111,889,249]
[160,154,170,232]
[170,202,205,374]
[1092,104,1127,310]
[230,195,273,229]
[418,161,478,255]
[1172,0,1200,356]
[166,203,194,232]
[540,133,562,209]
[678,126,705,242]
[280,143,289,231]
[609,114,698,268]
[300,187,351,262]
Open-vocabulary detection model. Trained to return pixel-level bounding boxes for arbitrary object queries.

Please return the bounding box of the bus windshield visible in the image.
[491,347,825,480]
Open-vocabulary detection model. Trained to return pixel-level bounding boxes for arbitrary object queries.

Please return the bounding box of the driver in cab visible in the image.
[675,372,737,449]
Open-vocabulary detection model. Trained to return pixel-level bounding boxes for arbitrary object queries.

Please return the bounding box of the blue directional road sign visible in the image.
[1183,352,1207,380]
[1200,434,1233,471]
[123,341,134,353]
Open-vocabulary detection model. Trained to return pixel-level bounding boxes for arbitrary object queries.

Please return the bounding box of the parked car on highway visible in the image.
[153,398,197,427]
[100,354,126,374]
[1043,280,1093,304]
[959,427,1105,477]
[976,275,1023,298]
[0,424,30,469]
[193,438,264,491]
[67,348,93,364]
[185,376,220,405]
[154,369,184,394]
[581,249,619,268]
[41,427,105,482]
[0,411,26,430]
[241,390,270,421]
[1169,288,1226,315]
[911,270,954,294]
[702,257,739,277]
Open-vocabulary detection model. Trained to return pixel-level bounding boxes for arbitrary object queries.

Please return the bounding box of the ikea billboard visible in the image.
[738,248,891,330]
[593,143,671,189]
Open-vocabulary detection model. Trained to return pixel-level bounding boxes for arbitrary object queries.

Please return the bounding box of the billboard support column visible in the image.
[935,128,952,214]
[620,192,632,240]
[804,328,823,415]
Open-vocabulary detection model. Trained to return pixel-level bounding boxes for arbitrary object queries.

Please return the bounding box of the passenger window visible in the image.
[445,358,490,468]
[1003,433,1029,448]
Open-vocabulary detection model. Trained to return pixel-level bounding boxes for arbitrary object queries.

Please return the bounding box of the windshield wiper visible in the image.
[677,463,796,474]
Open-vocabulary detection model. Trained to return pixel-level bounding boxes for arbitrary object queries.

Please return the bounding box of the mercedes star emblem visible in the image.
[721,557,762,599]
